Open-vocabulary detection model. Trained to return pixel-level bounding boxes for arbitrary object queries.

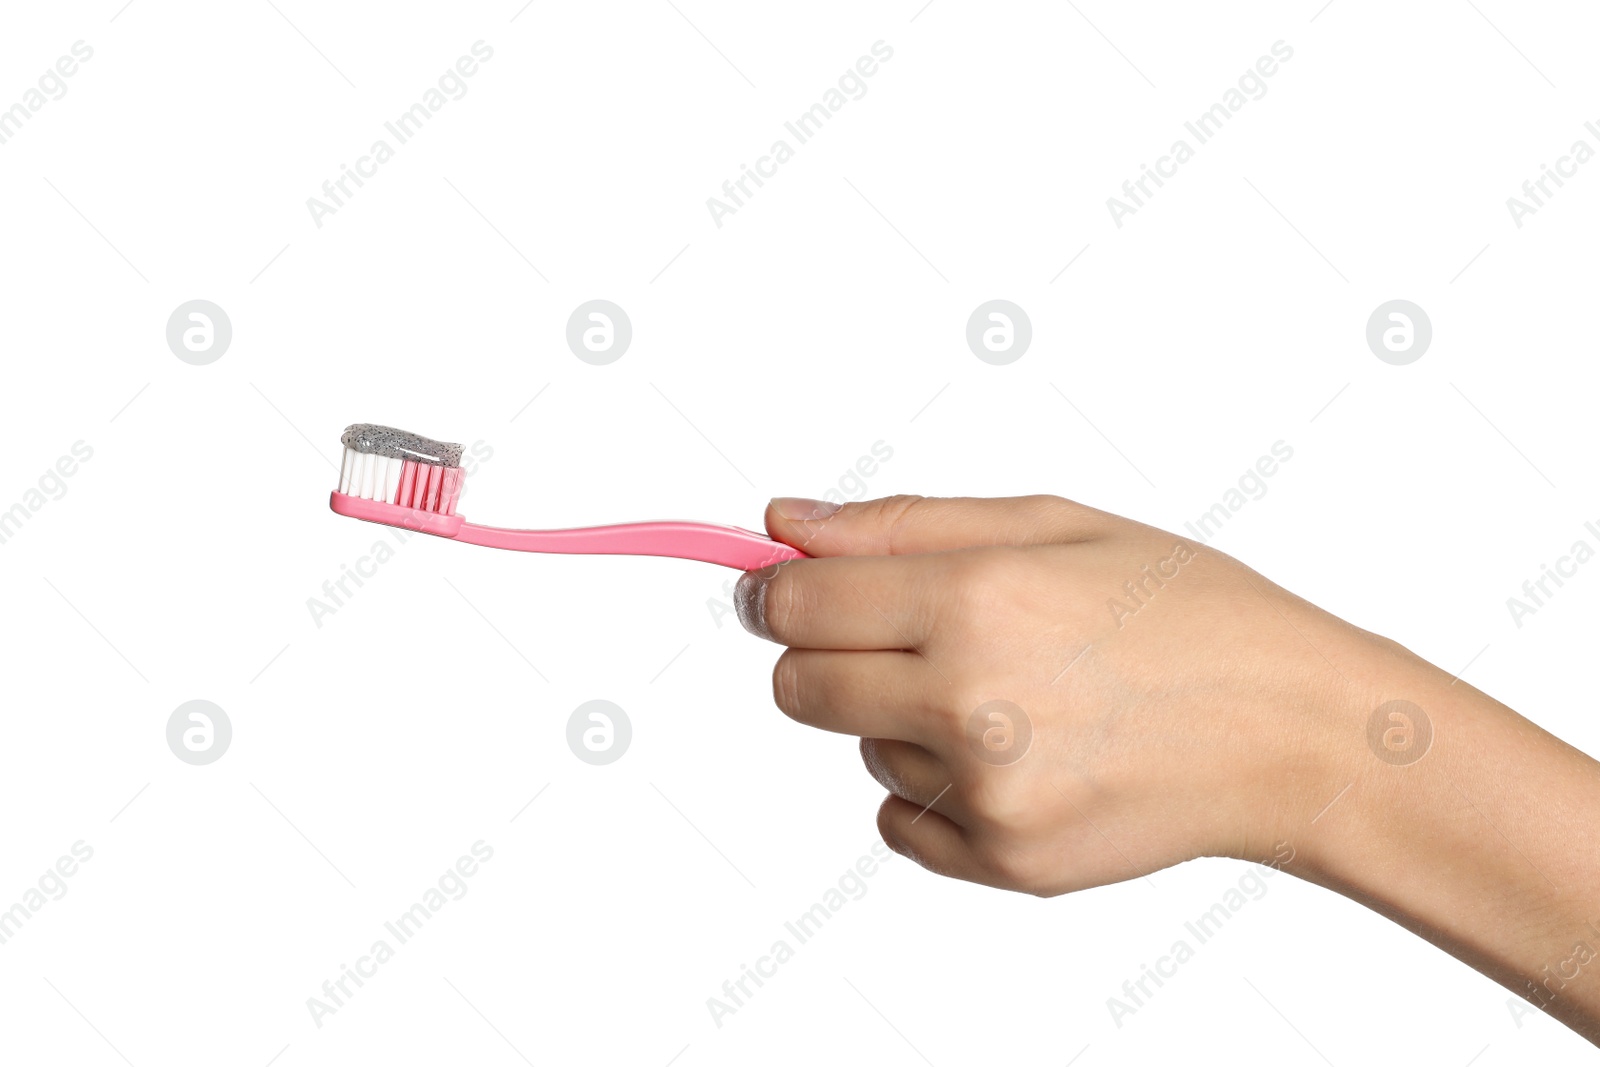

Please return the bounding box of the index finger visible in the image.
[735,554,935,650]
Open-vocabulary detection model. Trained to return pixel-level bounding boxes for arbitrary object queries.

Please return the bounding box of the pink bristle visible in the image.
[422,464,442,511]
[397,460,418,508]
[441,467,464,515]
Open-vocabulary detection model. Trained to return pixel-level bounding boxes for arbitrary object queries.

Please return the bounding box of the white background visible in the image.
[2,1,1597,1064]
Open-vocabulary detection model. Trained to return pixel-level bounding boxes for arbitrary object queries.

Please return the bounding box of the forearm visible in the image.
[744,493,1600,1046]
[1294,644,1600,1042]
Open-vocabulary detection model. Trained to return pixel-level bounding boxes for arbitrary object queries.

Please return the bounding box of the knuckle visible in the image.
[871,494,929,554]
[859,737,889,784]
[760,568,801,643]
[1033,493,1081,519]
[979,839,1051,894]
[771,650,805,720]
[943,551,1032,640]
[874,796,909,854]
[936,685,985,737]
[1027,493,1100,542]
[968,776,1037,829]
[1020,493,1069,518]
[940,556,1002,621]
[859,738,915,797]
[951,548,1018,591]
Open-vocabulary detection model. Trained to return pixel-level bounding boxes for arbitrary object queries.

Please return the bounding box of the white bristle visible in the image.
[384,457,403,503]
[360,452,378,499]
[372,455,390,500]
[377,455,394,501]
[338,447,355,494]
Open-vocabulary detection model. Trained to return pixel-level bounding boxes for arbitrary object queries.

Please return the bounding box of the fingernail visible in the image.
[734,570,773,641]
[771,497,840,522]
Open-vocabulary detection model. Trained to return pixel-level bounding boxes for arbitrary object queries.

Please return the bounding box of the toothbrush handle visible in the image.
[454,520,806,571]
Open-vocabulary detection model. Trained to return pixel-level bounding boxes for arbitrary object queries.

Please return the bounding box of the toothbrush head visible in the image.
[333,423,467,531]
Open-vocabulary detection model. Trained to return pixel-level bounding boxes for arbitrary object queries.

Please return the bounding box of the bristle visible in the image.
[397,460,417,507]
[441,467,464,515]
[421,463,441,511]
[335,430,466,516]
[383,458,403,504]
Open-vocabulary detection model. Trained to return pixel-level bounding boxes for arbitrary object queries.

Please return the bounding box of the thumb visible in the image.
[763,494,1113,558]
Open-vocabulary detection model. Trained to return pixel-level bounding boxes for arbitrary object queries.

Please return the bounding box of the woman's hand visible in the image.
[738,494,1600,1042]
[736,493,1379,894]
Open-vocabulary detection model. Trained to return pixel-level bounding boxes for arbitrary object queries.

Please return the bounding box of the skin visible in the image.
[735,494,1600,1044]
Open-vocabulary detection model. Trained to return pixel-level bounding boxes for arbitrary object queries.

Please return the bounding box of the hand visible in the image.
[737,494,1600,1043]
[736,493,1381,894]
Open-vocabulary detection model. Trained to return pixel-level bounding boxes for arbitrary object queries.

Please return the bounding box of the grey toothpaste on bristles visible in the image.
[337,423,466,512]
[340,423,463,466]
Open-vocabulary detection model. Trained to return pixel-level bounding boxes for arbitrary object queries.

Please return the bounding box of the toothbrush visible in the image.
[328,424,805,571]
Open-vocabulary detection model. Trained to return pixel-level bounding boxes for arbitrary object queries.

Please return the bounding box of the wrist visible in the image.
[1214,622,1422,872]
[1283,640,1600,1037]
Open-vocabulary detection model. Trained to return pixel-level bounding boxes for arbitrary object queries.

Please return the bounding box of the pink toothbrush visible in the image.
[328,424,805,571]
